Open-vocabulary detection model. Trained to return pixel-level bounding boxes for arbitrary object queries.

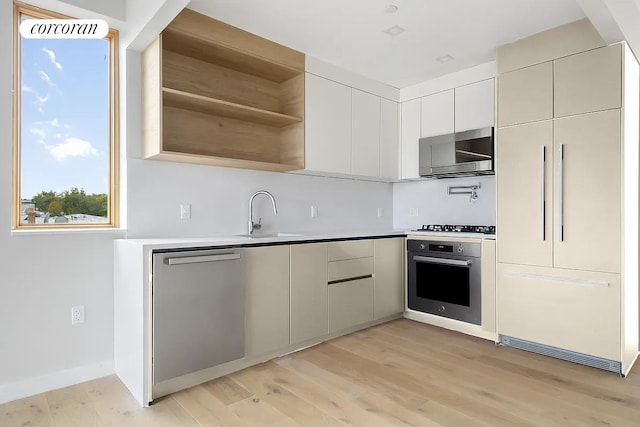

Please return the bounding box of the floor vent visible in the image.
[501,336,621,375]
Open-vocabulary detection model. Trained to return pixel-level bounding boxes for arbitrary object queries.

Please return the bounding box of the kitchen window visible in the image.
[12,2,119,229]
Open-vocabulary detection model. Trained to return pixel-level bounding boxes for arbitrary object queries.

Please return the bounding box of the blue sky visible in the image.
[21,34,109,199]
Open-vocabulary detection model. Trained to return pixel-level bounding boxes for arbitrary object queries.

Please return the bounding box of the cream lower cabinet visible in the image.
[497,264,620,361]
[329,278,374,333]
[244,246,291,357]
[290,242,329,344]
[373,238,404,319]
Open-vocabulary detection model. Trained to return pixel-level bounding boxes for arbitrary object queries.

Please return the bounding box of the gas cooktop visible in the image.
[412,224,496,234]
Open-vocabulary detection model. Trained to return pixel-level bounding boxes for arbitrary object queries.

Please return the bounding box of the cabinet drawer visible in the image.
[328,257,373,282]
[497,263,620,361]
[329,278,374,333]
[328,240,374,261]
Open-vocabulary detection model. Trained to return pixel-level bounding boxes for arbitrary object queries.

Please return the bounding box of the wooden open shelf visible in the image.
[162,88,302,127]
[142,8,305,172]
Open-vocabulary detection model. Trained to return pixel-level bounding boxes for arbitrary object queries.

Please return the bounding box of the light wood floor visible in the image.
[2,319,640,426]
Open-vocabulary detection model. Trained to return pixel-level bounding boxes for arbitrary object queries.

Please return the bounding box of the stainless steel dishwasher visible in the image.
[152,248,245,384]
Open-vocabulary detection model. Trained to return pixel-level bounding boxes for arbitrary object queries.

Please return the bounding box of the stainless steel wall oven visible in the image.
[407,239,481,325]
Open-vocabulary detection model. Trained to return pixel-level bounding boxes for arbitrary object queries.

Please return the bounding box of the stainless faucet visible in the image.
[248,190,278,234]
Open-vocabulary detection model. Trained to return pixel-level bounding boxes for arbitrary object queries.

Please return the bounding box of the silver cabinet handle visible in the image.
[413,256,471,267]
[166,253,241,265]
[540,145,546,241]
[559,143,564,242]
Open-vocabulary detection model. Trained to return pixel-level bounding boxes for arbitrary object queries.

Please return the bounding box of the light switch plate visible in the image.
[409,207,419,217]
[310,205,318,218]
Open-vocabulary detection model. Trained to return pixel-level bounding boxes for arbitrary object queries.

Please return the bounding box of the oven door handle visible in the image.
[413,256,472,267]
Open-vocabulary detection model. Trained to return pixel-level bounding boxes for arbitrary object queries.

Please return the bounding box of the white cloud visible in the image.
[49,137,98,161]
[29,127,47,145]
[42,48,62,71]
[22,84,49,112]
[35,118,59,127]
[39,70,55,87]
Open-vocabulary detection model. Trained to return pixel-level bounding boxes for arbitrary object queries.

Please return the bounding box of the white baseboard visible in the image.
[0,360,115,405]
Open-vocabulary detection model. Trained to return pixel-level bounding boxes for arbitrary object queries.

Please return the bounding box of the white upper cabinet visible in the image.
[305,73,351,174]
[351,89,381,177]
[400,98,421,179]
[420,89,454,137]
[304,73,399,180]
[380,98,400,180]
[455,79,495,132]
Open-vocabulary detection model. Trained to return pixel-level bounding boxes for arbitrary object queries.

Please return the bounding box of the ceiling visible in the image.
[189,0,586,88]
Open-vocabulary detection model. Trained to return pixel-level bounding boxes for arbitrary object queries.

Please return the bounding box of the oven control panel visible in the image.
[408,240,480,258]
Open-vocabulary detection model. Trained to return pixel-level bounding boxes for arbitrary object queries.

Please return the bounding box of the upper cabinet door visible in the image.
[305,73,351,174]
[497,121,554,267]
[380,98,400,180]
[455,79,495,132]
[498,62,553,127]
[400,98,421,179]
[420,90,454,137]
[554,44,622,118]
[554,110,621,274]
[351,89,381,177]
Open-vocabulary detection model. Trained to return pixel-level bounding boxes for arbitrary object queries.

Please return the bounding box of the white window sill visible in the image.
[11,228,128,237]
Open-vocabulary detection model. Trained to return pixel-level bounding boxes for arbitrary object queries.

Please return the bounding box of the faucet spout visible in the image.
[248,190,278,234]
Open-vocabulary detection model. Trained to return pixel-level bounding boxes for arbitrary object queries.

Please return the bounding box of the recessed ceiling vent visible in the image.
[384,25,405,36]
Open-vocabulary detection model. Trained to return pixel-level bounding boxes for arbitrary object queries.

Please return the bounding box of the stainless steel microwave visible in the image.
[419,127,494,178]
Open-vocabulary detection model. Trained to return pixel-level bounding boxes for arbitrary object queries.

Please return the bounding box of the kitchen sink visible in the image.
[233,232,304,238]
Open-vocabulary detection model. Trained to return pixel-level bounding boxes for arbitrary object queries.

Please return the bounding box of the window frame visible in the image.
[12,1,120,229]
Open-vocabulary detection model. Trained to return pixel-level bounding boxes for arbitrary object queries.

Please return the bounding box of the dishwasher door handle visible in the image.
[165,253,241,265]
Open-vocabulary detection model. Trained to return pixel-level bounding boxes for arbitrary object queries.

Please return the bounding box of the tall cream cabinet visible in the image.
[497,35,639,375]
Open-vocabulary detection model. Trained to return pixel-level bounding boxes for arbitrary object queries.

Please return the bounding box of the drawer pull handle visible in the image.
[505,271,609,287]
[328,274,373,285]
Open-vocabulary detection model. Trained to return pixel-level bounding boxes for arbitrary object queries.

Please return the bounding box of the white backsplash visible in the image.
[393,175,496,230]
[126,159,394,238]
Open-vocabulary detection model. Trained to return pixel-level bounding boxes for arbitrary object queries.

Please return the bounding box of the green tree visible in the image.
[47,200,63,216]
[60,187,87,215]
[31,188,108,217]
[32,190,58,212]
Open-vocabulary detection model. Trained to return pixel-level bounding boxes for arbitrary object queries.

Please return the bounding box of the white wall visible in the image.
[393,176,496,230]
[0,0,119,404]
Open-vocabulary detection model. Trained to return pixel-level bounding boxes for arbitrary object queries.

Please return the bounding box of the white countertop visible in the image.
[117,229,408,251]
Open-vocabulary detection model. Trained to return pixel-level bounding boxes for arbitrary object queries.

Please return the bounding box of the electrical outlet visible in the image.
[180,204,191,220]
[71,306,85,325]
[409,207,419,217]
[377,207,383,217]
[310,205,318,218]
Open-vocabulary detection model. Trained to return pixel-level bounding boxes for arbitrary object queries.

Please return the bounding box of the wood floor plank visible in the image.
[249,359,401,426]
[3,319,640,427]
[2,394,54,427]
[337,326,634,427]
[276,354,445,427]
[45,382,101,427]
[378,320,640,412]
[228,395,298,427]
[172,384,249,427]
[230,363,345,426]
[201,376,252,406]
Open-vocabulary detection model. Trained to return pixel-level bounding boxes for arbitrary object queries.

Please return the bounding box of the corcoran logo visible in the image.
[19,19,108,39]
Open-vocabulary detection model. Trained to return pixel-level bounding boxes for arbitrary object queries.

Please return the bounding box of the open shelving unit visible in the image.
[142,9,305,172]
